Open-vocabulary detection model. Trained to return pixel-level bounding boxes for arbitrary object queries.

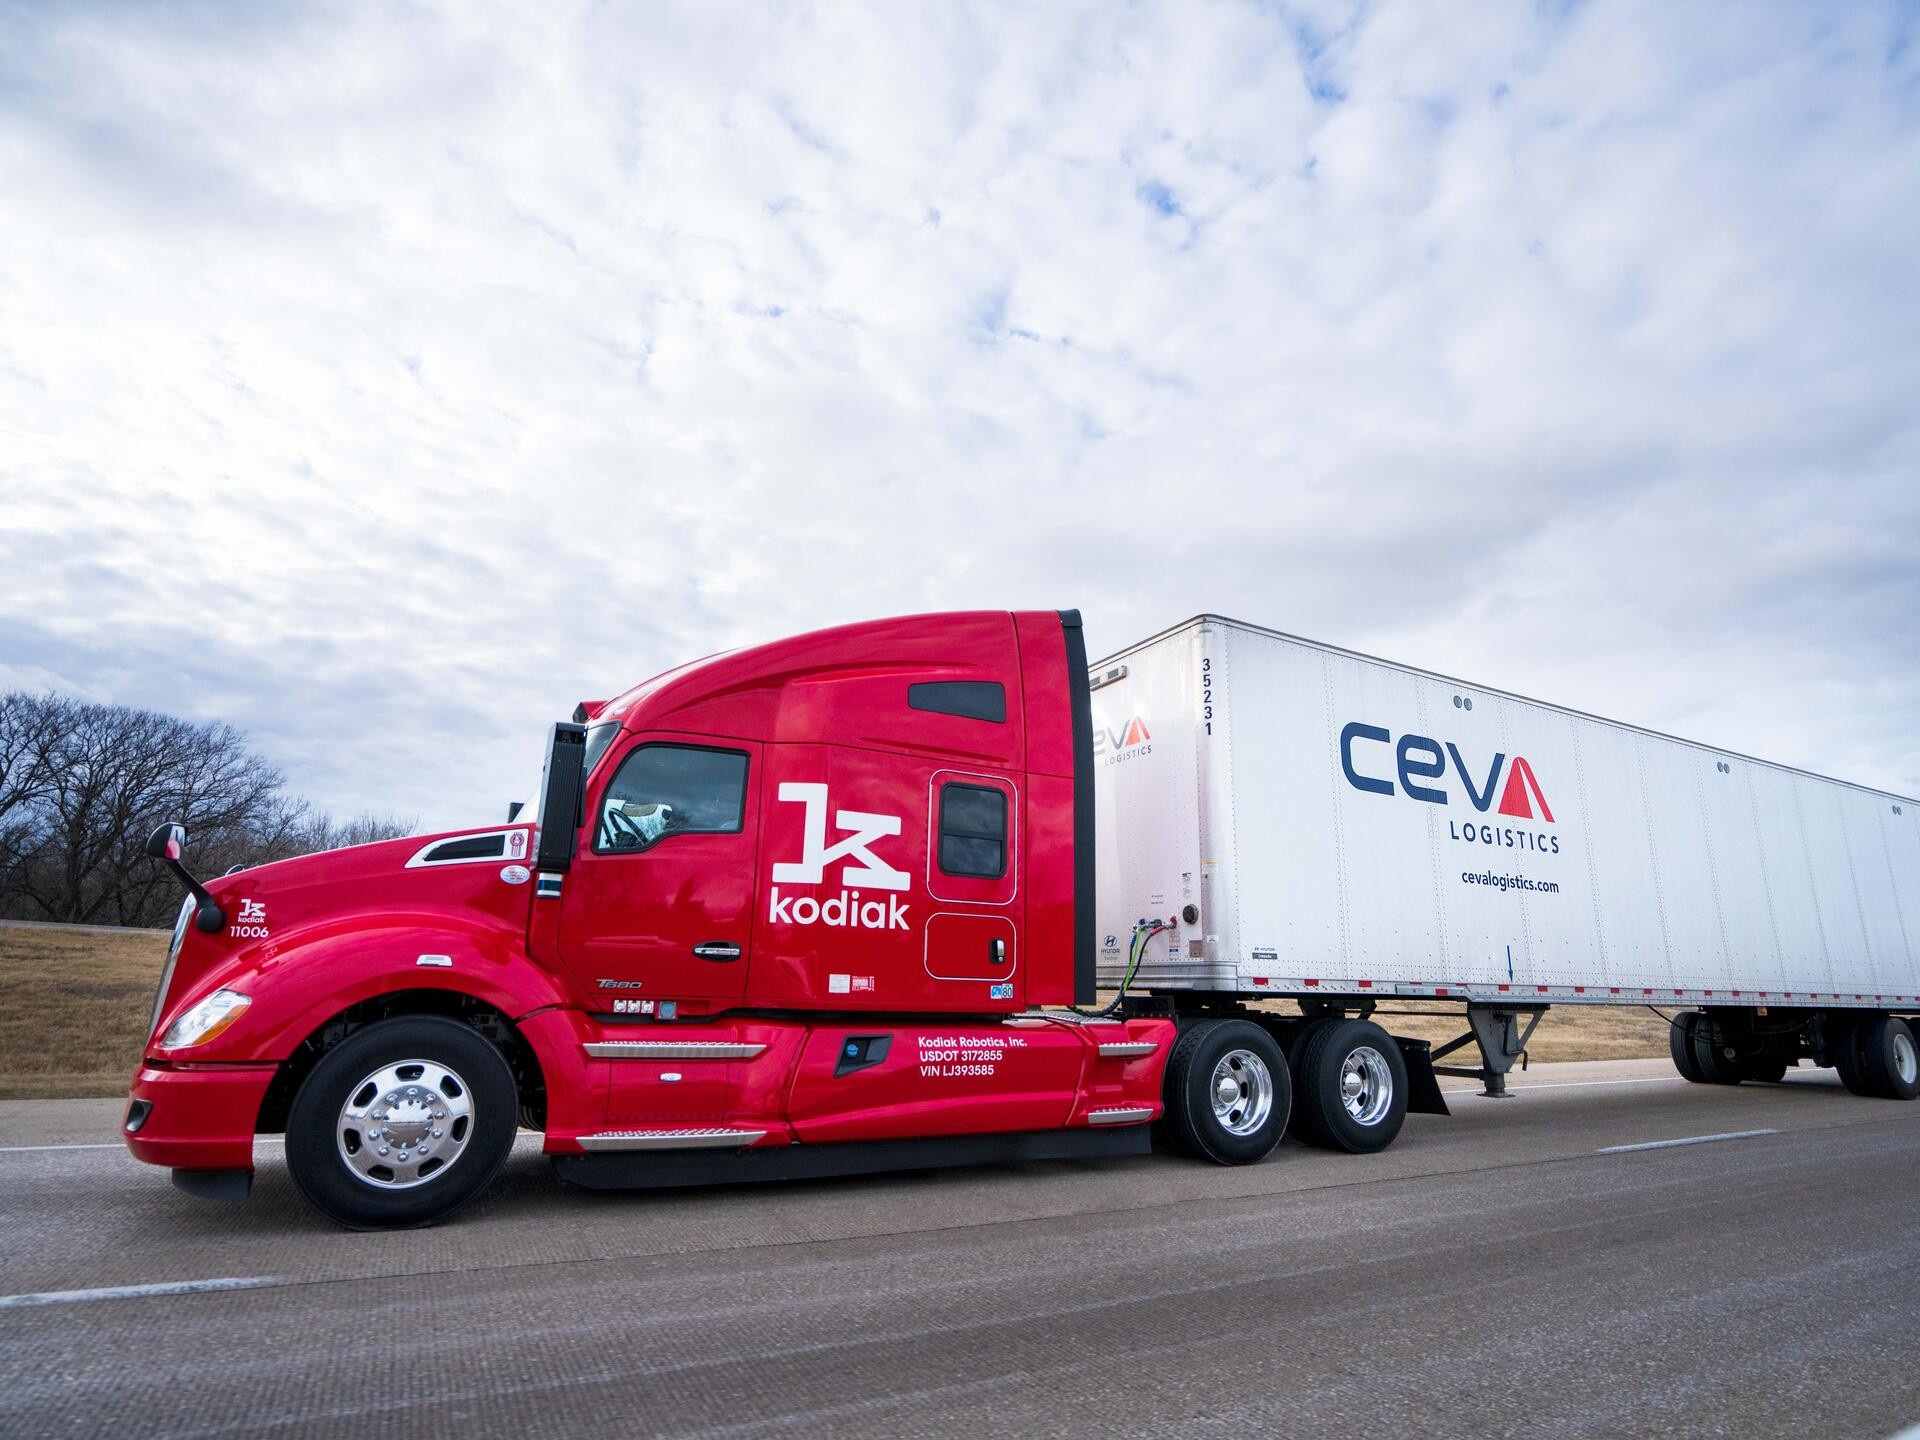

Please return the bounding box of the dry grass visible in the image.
[1348,1000,1674,1064]
[0,922,168,1100]
[0,920,1676,1101]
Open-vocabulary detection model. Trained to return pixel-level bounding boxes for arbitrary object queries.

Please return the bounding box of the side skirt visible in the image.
[551,1125,1152,1192]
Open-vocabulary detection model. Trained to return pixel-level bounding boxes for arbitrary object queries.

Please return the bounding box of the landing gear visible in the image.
[1159,1019,1291,1165]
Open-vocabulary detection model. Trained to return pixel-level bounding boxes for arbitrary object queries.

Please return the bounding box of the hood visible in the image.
[149,824,538,1050]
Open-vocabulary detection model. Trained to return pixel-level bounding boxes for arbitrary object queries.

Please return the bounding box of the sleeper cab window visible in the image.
[908,680,1006,723]
[938,783,1006,878]
[595,744,747,853]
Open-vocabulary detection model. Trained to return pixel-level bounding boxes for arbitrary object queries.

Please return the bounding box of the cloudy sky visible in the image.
[2,1,1916,833]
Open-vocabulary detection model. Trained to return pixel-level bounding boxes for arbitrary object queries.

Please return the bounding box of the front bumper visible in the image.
[123,1063,277,1172]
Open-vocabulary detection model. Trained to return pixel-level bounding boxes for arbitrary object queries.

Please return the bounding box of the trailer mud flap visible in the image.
[1393,1037,1451,1116]
[551,1125,1152,1191]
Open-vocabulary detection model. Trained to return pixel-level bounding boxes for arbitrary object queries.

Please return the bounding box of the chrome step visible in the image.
[583,1040,766,1060]
[1096,1041,1160,1058]
[1085,1106,1155,1125]
[577,1128,766,1152]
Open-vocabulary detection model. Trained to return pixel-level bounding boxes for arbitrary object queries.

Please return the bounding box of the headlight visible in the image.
[160,989,251,1049]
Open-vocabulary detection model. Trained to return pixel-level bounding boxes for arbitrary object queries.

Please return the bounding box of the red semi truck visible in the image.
[125,609,1920,1228]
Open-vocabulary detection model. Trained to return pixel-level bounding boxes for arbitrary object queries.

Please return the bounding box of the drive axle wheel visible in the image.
[286,1016,518,1229]
[1161,1019,1290,1165]
[1291,1017,1409,1154]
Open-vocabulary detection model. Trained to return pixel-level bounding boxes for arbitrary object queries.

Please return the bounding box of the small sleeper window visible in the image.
[938,783,1006,878]
[909,681,1006,723]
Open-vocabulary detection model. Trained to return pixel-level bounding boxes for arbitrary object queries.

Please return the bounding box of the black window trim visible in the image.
[937,780,1009,880]
[591,741,751,855]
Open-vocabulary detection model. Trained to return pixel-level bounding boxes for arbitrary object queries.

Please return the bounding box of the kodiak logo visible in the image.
[766,782,911,931]
[1339,721,1561,853]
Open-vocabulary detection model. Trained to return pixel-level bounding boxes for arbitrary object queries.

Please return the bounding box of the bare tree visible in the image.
[0,692,414,927]
[0,693,63,894]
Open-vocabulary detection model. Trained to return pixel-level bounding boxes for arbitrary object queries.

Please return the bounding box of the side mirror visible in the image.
[533,721,588,877]
[144,820,226,933]
[146,822,187,861]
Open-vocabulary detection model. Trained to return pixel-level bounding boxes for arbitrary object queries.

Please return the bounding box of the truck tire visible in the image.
[1856,1016,1920,1101]
[1670,1012,1707,1083]
[285,1016,519,1229]
[1829,1015,1876,1097]
[1291,1017,1409,1154]
[1160,1019,1290,1165]
[1689,1021,1744,1085]
[1284,1016,1343,1146]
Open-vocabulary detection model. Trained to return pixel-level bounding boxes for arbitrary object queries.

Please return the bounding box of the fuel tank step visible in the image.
[577,1128,767,1152]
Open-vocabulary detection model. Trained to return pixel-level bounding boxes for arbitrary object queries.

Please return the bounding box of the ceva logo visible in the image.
[767,783,911,931]
[1339,722,1555,821]
[1092,715,1152,762]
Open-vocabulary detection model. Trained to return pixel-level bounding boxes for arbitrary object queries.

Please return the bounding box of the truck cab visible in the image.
[124,610,1192,1228]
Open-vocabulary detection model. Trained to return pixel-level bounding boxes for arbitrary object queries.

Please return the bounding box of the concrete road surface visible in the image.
[2,1059,1917,1439]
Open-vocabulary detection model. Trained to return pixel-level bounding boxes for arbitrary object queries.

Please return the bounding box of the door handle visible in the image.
[989,938,1006,965]
[692,941,742,961]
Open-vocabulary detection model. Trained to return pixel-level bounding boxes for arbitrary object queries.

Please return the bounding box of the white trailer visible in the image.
[1091,615,1920,1151]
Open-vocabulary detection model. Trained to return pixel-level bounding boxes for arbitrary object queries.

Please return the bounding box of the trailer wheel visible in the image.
[1292,1017,1409,1154]
[1856,1016,1920,1101]
[1829,1015,1877,1097]
[1736,1055,1789,1085]
[1161,1019,1290,1165]
[1688,1022,1744,1085]
[1670,1012,1707,1083]
[285,1016,518,1229]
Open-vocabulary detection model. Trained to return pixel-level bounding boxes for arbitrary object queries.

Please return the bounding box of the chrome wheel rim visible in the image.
[1895,1030,1918,1087]
[335,1059,475,1190]
[1339,1045,1394,1126]
[1209,1049,1274,1137]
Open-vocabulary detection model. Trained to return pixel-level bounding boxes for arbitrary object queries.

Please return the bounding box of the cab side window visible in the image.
[937,783,1007,878]
[595,745,748,853]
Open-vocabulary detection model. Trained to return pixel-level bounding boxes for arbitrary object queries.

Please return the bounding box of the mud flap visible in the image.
[171,1168,254,1202]
[1394,1037,1451,1116]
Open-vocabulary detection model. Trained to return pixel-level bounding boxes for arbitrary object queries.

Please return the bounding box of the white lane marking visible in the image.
[0,1276,283,1309]
[1598,1128,1780,1154]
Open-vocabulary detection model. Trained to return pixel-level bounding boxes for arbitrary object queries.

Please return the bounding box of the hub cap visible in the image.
[1209,1049,1274,1137]
[1895,1030,1918,1087]
[335,1060,474,1190]
[1339,1046,1394,1126]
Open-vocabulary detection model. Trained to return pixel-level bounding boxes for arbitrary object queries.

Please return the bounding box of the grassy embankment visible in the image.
[0,922,1674,1101]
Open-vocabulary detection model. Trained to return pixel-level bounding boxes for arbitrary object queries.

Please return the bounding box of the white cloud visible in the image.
[1,0,1916,829]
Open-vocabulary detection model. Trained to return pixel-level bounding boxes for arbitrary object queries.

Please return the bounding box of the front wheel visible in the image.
[1160,1019,1291,1165]
[285,1016,519,1229]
